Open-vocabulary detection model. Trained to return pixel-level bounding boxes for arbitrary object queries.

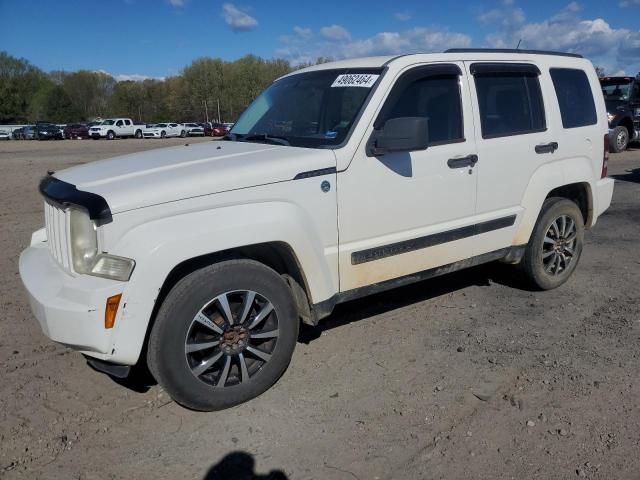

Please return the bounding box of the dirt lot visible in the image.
[0,138,639,480]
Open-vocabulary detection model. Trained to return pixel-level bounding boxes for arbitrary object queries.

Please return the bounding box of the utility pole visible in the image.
[204,100,209,123]
[217,99,221,123]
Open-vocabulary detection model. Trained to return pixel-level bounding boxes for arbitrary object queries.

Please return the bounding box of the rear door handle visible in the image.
[535,142,558,154]
[447,154,478,169]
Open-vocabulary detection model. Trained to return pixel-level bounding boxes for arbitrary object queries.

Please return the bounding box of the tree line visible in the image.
[0,51,328,124]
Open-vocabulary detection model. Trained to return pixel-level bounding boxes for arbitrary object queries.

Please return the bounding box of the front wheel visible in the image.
[610,126,629,153]
[106,130,116,140]
[180,130,186,138]
[160,130,166,138]
[147,260,299,411]
[521,198,584,290]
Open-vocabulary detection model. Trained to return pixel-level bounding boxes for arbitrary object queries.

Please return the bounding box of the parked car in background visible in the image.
[22,126,36,140]
[35,123,63,140]
[11,127,25,139]
[20,125,36,140]
[89,118,139,140]
[64,123,90,140]
[204,122,228,137]
[223,122,234,130]
[143,123,186,138]
[600,74,640,152]
[183,123,205,136]
[0,129,10,140]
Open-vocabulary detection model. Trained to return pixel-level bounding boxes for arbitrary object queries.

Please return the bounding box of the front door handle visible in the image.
[447,154,478,169]
[535,142,559,154]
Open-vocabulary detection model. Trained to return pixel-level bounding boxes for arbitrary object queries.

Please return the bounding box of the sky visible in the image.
[1,0,639,80]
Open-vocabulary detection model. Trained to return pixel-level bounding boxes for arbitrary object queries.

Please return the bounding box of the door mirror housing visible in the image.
[368,117,429,156]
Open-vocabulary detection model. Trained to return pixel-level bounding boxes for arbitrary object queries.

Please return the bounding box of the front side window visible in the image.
[375,67,464,145]
[231,68,382,148]
[116,120,124,127]
[550,68,597,129]
[474,67,546,138]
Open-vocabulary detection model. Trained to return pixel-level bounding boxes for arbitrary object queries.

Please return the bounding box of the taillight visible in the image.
[601,134,609,178]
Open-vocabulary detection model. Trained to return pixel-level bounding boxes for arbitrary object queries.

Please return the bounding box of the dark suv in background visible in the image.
[600,74,640,152]
[63,123,90,139]
[35,122,63,140]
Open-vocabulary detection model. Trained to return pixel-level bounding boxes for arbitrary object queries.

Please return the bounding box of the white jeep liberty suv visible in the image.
[20,49,614,411]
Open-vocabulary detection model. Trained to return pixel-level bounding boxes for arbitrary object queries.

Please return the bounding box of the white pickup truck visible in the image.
[20,49,614,411]
[89,118,143,140]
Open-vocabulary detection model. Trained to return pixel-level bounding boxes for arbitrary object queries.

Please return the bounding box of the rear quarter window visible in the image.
[550,68,597,129]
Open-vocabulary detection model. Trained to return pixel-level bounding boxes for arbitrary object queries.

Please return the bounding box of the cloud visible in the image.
[276,26,471,65]
[114,73,165,82]
[222,3,258,32]
[320,25,351,42]
[395,11,412,22]
[619,0,640,5]
[293,26,312,39]
[481,2,640,75]
[168,0,186,6]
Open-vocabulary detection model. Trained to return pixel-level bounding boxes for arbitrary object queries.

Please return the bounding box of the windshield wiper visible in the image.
[240,133,290,146]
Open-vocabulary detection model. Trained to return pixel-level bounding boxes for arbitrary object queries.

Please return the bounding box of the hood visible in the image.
[54,141,336,214]
[605,99,628,113]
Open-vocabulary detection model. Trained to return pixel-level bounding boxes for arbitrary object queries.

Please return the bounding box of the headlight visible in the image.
[69,208,135,281]
[70,208,98,273]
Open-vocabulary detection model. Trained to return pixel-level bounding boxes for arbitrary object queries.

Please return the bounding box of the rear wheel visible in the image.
[147,260,299,411]
[521,198,584,290]
[135,129,143,139]
[610,126,629,153]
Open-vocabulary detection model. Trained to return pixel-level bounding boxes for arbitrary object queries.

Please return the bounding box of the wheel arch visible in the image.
[513,159,596,246]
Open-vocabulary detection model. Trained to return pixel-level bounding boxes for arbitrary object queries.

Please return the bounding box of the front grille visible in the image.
[44,202,72,271]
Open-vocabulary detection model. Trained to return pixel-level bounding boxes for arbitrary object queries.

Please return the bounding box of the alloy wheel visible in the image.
[184,290,279,387]
[541,214,577,276]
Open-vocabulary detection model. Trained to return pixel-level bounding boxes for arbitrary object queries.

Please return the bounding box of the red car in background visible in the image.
[63,123,90,139]
[203,122,229,137]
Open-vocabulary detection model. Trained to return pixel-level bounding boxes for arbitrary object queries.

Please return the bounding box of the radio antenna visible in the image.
[516,39,522,49]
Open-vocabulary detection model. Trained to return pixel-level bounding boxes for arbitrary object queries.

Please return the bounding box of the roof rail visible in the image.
[444,48,583,59]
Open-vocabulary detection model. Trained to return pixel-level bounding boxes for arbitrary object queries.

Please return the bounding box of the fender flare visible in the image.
[105,201,337,364]
[513,158,595,246]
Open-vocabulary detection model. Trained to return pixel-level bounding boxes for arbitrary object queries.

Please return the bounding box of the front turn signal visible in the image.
[105,294,122,329]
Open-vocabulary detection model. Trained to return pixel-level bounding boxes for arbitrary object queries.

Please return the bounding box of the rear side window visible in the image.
[550,69,597,128]
[377,67,464,145]
[474,68,546,138]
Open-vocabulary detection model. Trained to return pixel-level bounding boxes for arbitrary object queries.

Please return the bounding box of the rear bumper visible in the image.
[19,242,128,361]
[592,177,615,226]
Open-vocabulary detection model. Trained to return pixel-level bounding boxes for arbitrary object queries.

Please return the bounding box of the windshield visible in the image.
[155,123,167,128]
[101,120,115,125]
[230,68,383,148]
[601,80,632,101]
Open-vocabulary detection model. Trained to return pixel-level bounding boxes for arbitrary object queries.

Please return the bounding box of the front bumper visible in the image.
[19,242,127,361]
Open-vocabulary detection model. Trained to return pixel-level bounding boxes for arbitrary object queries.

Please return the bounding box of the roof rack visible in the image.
[444,48,583,59]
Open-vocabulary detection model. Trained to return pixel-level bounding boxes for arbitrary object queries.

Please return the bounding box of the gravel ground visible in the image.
[0,138,639,480]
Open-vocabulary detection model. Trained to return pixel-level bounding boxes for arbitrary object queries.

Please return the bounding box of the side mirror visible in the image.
[369,117,429,156]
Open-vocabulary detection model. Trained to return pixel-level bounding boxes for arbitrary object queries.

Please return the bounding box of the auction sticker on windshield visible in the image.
[331,74,379,88]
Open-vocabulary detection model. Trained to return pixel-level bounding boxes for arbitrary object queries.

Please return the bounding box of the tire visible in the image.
[147,259,299,411]
[610,125,629,153]
[135,129,142,139]
[521,198,584,290]
[160,131,166,138]
[180,130,186,138]
[107,130,115,140]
